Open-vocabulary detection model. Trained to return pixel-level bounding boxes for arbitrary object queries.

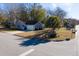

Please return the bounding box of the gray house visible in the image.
[8,19,44,31]
[27,22,44,31]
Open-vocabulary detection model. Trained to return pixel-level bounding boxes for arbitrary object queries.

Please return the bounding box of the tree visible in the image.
[52,7,67,20]
[4,4,18,21]
[0,13,3,24]
[63,19,68,27]
[47,7,67,27]
[5,3,46,23]
[30,3,46,23]
[46,16,61,29]
[0,7,6,24]
[45,16,61,38]
[16,4,29,22]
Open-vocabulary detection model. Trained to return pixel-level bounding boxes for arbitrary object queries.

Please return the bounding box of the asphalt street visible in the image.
[0,32,33,56]
[0,31,78,56]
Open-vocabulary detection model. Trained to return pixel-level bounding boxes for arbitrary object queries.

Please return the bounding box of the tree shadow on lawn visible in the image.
[19,37,50,47]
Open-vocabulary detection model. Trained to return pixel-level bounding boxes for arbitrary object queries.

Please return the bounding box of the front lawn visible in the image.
[50,28,75,40]
[15,28,50,38]
[15,28,75,41]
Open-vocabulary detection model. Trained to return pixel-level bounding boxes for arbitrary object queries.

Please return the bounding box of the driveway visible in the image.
[0,31,78,56]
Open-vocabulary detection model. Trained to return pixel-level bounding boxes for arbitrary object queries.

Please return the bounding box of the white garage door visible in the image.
[27,25,35,31]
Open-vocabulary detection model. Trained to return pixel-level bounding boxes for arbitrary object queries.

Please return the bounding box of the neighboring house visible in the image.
[15,19,27,30]
[7,19,44,31]
[26,22,44,31]
[65,18,79,29]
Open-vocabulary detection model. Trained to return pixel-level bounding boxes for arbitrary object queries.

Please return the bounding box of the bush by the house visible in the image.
[47,30,57,38]
[2,21,10,28]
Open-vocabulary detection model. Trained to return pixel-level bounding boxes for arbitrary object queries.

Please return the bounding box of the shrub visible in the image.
[45,16,61,29]
[2,21,10,28]
[47,30,57,38]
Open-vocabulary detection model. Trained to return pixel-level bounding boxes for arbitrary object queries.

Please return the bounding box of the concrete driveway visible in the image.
[0,31,78,56]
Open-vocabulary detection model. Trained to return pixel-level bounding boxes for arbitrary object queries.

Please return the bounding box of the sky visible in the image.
[0,3,79,20]
[41,3,79,20]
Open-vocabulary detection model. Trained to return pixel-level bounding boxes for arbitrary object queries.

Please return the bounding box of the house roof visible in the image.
[25,20,38,25]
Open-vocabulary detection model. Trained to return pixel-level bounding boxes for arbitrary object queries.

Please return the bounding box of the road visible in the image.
[0,31,78,56]
[0,32,33,56]
[75,25,79,56]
